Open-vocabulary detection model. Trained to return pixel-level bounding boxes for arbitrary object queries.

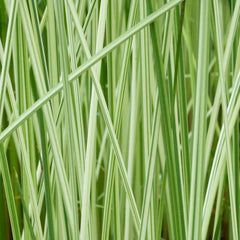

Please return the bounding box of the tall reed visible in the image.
[0,0,240,239]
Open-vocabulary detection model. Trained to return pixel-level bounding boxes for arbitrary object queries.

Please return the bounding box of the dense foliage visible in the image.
[0,0,240,239]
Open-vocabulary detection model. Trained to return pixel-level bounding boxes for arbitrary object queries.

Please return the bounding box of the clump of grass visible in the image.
[0,0,240,239]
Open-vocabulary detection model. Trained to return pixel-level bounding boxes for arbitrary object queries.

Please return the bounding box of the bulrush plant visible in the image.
[0,0,240,239]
